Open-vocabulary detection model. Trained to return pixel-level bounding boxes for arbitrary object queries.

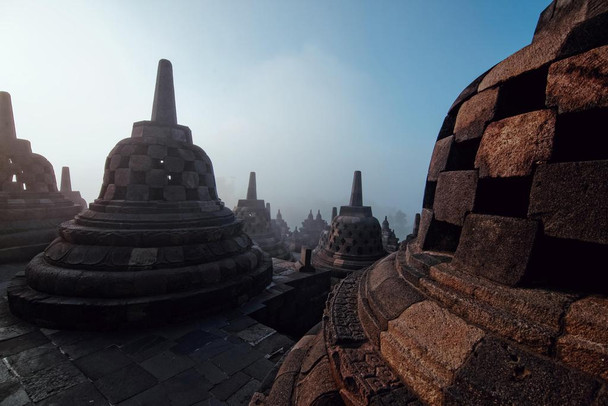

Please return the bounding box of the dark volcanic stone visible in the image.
[433,170,478,226]
[21,360,87,402]
[0,330,49,357]
[529,160,608,244]
[94,363,157,404]
[453,214,539,286]
[445,337,600,405]
[427,136,453,181]
[36,382,109,406]
[453,88,499,142]
[74,346,133,380]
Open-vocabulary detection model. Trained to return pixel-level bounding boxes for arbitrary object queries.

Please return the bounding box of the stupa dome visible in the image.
[8,60,273,329]
[256,1,608,404]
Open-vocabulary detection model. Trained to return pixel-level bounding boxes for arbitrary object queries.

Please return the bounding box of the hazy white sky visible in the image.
[0,0,550,236]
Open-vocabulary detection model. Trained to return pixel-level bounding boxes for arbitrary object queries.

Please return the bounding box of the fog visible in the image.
[0,1,549,239]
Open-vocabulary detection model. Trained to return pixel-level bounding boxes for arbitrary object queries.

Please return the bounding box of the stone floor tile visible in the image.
[222,316,257,333]
[211,344,265,376]
[162,368,212,405]
[235,324,275,346]
[0,381,30,406]
[242,357,275,382]
[226,378,260,406]
[198,316,229,331]
[61,336,116,360]
[8,348,68,377]
[188,339,233,363]
[116,384,170,406]
[0,330,49,357]
[47,330,97,347]
[74,346,133,380]
[21,360,86,402]
[120,334,174,362]
[210,371,250,401]
[0,321,35,341]
[171,330,221,355]
[94,363,157,404]
[35,381,109,406]
[140,350,195,381]
[195,360,229,385]
[253,333,294,357]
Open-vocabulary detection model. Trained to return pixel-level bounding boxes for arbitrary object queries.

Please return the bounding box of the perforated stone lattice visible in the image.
[98,137,217,202]
[1,153,57,193]
[327,221,384,256]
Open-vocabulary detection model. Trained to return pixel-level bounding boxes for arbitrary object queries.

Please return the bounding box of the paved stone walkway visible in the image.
[0,262,295,405]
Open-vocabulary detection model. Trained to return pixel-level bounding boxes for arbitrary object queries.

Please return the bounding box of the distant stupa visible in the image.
[0,92,81,263]
[59,166,87,211]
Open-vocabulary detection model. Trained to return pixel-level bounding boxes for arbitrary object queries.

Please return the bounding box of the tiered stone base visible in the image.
[252,231,293,261]
[8,251,272,330]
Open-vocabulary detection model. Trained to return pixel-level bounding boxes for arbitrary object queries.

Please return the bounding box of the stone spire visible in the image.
[332,207,338,220]
[307,210,314,220]
[266,202,271,218]
[0,91,17,143]
[247,172,257,200]
[349,170,363,207]
[382,216,389,230]
[316,210,322,221]
[60,166,72,193]
[277,209,283,220]
[151,59,177,125]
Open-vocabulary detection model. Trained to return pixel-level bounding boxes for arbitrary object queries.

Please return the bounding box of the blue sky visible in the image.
[0,0,550,235]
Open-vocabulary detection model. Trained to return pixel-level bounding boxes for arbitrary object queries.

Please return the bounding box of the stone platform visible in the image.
[0,261,330,405]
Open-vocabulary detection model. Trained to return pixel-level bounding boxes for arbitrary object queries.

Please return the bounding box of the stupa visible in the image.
[255,1,608,404]
[289,209,329,253]
[234,172,293,260]
[59,166,87,211]
[0,92,81,263]
[311,171,387,278]
[271,208,291,242]
[7,60,273,329]
[381,216,399,252]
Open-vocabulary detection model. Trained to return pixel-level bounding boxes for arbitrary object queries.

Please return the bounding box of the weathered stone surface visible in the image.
[427,136,453,181]
[529,160,608,244]
[433,170,478,226]
[381,300,484,405]
[547,45,608,113]
[453,88,499,142]
[453,214,538,286]
[475,109,556,178]
[446,337,600,405]
[558,296,608,380]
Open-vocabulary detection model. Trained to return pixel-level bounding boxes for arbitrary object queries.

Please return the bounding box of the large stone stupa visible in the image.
[234,172,293,261]
[312,171,387,277]
[8,60,273,329]
[0,92,81,263]
[255,1,608,404]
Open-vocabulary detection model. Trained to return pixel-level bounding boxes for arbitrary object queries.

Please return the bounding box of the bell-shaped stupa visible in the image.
[8,60,273,329]
[0,92,81,263]
[311,171,387,277]
[234,172,293,260]
[256,1,608,404]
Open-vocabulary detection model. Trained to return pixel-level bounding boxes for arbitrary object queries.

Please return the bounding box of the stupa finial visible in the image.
[151,59,177,125]
[60,167,72,193]
[0,91,17,142]
[246,172,257,200]
[349,170,363,207]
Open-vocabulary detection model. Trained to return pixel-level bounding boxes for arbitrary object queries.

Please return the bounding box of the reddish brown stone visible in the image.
[453,214,539,286]
[427,136,453,181]
[475,110,555,178]
[453,88,499,142]
[528,160,608,244]
[558,297,608,380]
[433,170,478,226]
[381,300,484,405]
[547,45,608,113]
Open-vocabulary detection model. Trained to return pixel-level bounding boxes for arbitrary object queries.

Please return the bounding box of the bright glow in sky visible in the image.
[0,0,550,236]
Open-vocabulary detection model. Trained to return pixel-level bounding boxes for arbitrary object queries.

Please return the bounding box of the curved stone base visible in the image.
[7,254,272,330]
[311,247,384,278]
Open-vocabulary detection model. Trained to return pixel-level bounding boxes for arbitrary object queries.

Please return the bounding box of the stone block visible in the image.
[381,300,484,405]
[126,184,149,201]
[528,160,608,244]
[163,185,186,201]
[114,168,131,187]
[147,144,167,159]
[109,155,123,170]
[475,109,556,178]
[103,184,116,200]
[164,156,184,172]
[445,337,599,405]
[433,170,478,226]
[427,136,453,181]
[181,171,199,189]
[129,155,152,171]
[547,45,608,113]
[145,169,167,188]
[453,88,499,142]
[558,297,608,380]
[453,214,538,286]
